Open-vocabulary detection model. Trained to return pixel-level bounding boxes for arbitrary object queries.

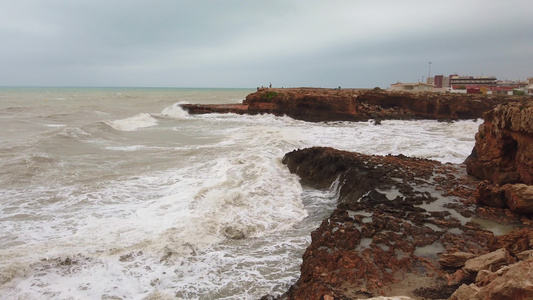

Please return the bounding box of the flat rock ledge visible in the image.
[259,147,533,300]
[181,88,529,122]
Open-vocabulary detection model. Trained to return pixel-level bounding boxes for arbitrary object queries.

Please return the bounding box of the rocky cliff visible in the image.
[465,101,533,217]
[466,101,533,185]
[275,147,533,300]
[181,88,525,122]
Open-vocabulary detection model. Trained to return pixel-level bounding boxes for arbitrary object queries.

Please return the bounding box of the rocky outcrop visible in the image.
[466,101,533,215]
[276,147,532,299]
[466,101,533,185]
[181,88,523,122]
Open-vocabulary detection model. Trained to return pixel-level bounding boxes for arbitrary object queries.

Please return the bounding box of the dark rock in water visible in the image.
[223,227,246,240]
[277,147,532,299]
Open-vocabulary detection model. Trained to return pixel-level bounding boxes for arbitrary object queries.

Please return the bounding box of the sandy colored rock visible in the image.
[439,252,476,268]
[476,269,498,287]
[516,249,533,261]
[463,248,511,274]
[475,258,533,299]
[449,284,481,300]
[505,183,533,214]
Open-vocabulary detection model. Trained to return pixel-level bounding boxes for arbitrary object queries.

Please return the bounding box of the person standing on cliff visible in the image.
[269,82,272,88]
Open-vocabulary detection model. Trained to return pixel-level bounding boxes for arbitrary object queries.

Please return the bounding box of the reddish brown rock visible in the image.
[466,101,533,186]
[488,228,533,256]
[473,180,507,209]
[449,284,481,300]
[181,88,521,122]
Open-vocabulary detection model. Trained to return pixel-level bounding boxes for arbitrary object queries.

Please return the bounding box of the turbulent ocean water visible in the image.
[0,87,482,299]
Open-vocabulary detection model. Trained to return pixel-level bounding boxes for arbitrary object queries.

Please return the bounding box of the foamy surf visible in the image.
[157,101,191,119]
[105,113,158,131]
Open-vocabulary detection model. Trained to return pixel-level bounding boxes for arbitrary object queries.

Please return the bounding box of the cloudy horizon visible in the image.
[1,0,532,88]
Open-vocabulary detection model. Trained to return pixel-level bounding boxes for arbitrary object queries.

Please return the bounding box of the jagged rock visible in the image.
[475,259,533,299]
[505,183,533,215]
[463,248,511,275]
[439,252,476,268]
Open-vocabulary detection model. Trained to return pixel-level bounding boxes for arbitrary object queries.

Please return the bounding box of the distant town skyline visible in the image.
[1,1,532,88]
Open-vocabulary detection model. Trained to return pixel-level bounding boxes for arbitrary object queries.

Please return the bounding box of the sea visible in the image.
[0,87,482,300]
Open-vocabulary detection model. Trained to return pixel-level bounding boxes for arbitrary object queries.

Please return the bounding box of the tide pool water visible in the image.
[0,87,481,299]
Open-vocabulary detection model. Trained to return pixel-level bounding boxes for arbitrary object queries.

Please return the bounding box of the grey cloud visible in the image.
[1,0,532,87]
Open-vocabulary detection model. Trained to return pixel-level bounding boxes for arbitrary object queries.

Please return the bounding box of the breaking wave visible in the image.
[104,113,158,131]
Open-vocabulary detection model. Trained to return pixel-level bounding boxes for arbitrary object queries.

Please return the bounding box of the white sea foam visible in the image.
[104,113,158,131]
[56,127,91,139]
[43,124,66,127]
[157,101,191,119]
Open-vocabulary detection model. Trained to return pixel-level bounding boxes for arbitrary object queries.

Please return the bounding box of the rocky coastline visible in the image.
[270,101,533,299]
[181,88,533,299]
[180,88,525,122]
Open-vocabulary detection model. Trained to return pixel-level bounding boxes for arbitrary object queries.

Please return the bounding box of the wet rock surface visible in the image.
[181,88,524,122]
[275,147,532,300]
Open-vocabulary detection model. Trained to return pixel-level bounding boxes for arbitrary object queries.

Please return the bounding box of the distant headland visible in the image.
[180,87,531,122]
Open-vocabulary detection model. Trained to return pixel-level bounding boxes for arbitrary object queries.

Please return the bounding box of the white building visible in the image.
[389,82,435,92]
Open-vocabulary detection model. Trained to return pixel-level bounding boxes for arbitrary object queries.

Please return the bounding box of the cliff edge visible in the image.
[181,88,526,122]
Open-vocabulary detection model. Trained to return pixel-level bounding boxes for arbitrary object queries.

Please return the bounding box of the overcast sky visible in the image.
[1,1,532,88]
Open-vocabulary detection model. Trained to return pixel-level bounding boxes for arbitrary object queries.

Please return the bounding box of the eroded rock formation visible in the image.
[466,101,533,215]
[466,101,533,185]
